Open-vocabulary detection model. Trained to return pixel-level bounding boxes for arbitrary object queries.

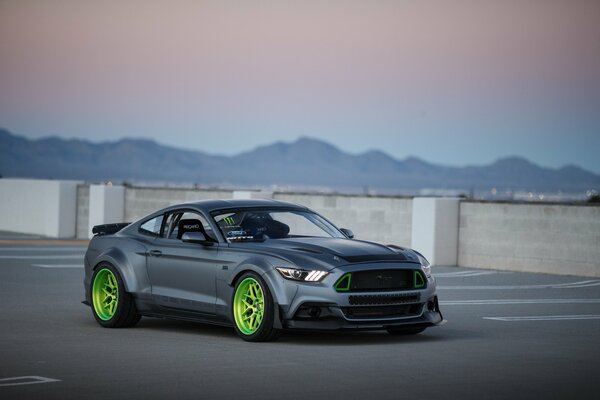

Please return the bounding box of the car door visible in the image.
[146,210,221,315]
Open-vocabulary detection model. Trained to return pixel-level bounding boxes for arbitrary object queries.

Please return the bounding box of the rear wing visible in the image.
[92,223,131,236]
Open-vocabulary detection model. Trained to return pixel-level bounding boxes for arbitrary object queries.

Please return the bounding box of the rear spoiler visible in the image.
[92,223,131,236]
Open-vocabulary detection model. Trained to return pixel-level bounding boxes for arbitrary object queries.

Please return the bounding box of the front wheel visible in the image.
[90,264,141,328]
[232,272,280,342]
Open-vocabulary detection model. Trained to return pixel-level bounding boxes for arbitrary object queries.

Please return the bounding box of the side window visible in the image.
[139,215,164,236]
[163,212,181,239]
[163,211,217,242]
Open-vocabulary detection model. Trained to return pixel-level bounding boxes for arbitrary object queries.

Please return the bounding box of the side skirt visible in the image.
[141,312,233,328]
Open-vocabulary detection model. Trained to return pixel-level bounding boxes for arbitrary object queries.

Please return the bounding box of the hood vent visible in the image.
[291,247,323,254]
[341,254,408,263]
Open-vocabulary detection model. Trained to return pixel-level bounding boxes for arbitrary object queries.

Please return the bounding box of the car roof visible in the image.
[161,198,309,214]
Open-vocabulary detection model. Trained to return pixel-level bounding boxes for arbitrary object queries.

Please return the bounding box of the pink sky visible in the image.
[1,1,599,172]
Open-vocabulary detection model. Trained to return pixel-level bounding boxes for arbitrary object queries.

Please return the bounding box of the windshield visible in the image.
[212,209,345,242]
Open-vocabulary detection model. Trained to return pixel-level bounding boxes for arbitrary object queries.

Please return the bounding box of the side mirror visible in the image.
[340,228,354,239]
[181,232,212,245]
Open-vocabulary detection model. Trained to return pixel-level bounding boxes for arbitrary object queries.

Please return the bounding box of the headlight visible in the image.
[276,267,329,282]
[417,254,431,278]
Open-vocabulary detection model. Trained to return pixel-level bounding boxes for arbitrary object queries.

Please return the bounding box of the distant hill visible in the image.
[1,128,598,193]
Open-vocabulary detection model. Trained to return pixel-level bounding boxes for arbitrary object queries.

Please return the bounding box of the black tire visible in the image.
[231,272,280,342]
[90,263,141,328]
[386,327,427,336]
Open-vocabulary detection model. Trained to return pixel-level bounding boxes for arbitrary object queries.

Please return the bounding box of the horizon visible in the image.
[1,127,596,174]
[1,1,599,173]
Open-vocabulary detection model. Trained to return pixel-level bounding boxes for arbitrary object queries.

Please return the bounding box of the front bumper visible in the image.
[283,296,444,331]
[264,263,445,331]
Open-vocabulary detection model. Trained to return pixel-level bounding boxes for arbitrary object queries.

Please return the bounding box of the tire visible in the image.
[232,272,280,342]
[386,327,427,336]
[90,263,141,328]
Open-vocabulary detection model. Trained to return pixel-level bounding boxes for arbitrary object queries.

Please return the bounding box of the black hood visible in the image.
[229,237,421,270]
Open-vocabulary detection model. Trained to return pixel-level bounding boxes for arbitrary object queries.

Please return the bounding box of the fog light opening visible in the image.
[427,296,440,312]
[295,304,331,319]
[308,306,322,318]
[427,300,436,312]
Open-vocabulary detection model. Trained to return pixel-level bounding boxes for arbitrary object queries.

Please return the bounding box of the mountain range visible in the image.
[1,128,598,193]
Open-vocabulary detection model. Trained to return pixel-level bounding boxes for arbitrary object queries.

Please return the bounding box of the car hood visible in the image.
[228,237,421,271]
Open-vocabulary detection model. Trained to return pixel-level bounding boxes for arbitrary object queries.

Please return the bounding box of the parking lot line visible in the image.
[31,264,83,268]
[0,247,85,252]
[0,376,60,387]
[0,235,42,240]
[0,240,88,245]
[442,299,600,305]
[0,254,83,259]
[435,271,499,277]
[483,315,600,322]
[439,280,600,290]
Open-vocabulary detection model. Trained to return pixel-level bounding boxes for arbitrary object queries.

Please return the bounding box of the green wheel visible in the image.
[90,264,140,328]
[232,272,279,342]
[92,268,119,320]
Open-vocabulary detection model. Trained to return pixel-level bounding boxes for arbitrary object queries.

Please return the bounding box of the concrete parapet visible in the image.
[123,187,233,221]
[411,197,461,266]
[0,178,79,238]
[88,184,125,238]
[2,178,598,278]
[76,185,90,239]
[273,193,412,247]
[233,190,273,200]
[458,202,600,277]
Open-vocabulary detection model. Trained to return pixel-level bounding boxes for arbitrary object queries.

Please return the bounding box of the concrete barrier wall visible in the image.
[0,178,80,238]
[273,193,413,247]
[76,185,89,239]
[411,198,460,265]
[458,202,600,277]
[119,189,413,247]
[123,187,234,222]
[2,179,599,277]
[88,185,126,239]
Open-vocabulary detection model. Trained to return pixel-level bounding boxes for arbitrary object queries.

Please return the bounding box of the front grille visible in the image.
[335,269,426,292]
[349,293,420,306]
[341,304,422,319]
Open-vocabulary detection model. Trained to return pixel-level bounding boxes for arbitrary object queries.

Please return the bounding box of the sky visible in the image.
[1,0,599,173]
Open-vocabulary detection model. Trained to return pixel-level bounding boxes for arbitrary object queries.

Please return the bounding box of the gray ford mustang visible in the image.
[84,199,444,341]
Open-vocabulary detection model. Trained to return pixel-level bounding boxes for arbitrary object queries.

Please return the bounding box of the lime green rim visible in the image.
[233,277,265,335]
[92,268,119,321]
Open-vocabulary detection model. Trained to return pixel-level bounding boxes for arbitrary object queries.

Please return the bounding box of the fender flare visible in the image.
[227,260,287,330]
[93,248,137,293]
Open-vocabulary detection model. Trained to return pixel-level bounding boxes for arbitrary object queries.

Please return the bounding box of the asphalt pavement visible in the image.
[1,232,599,399]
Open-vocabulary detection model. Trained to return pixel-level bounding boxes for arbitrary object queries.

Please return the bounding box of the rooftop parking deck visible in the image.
[0,233,599,399]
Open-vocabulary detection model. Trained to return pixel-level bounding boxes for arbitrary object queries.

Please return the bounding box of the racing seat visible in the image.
[177,219,213,241]
[240,214,290,239]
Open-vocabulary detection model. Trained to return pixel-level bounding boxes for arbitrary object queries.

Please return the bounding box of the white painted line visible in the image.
[0,235,42,240]
[435,270,479,276]
[0,376,60,387]
[436,270,494,276]
[435,271,498,278]
[564,282,600,288]
[31,264,83,269]
[483,315,600,322]
[0,254,83,259]
[442,299,600,305]
[0,247,85,252]
[439,280,600,290]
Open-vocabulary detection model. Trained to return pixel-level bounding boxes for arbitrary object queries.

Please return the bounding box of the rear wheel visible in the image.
[91,264,140,328]
[232,272,279,342]
[386,327,426,336]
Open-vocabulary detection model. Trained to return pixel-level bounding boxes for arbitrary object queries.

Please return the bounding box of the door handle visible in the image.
[148,250,163,257]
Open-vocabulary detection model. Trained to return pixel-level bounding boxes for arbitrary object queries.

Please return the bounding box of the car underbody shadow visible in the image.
[131,317,484,345]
